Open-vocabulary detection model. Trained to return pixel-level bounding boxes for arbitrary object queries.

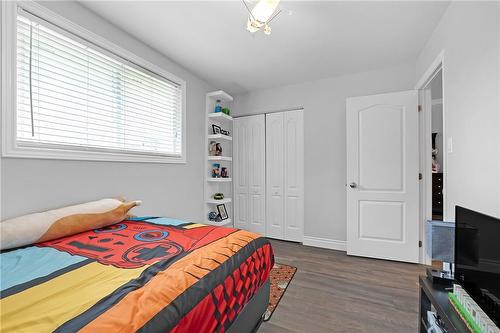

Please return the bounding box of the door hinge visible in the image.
[418,105,422,112]
[419,173,423,180]
[419,241,422,248]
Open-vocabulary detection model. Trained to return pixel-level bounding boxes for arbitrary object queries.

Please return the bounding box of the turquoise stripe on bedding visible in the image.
[1,246,86,291]
[131,216,189,226]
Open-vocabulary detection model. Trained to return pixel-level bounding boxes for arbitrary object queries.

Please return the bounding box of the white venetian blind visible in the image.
[16,11,183,157]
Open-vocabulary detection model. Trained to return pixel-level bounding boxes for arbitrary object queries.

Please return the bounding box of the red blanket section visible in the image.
[171,242,274,333]
[37,221,236,269]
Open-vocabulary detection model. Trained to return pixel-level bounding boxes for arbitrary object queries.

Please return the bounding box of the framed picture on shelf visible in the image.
[212,124,221,134]
[217,204,229,220]
[212,163,221,178]
[220,129,230,136]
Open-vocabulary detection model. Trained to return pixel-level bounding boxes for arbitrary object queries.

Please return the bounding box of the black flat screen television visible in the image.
[455,206,500,326]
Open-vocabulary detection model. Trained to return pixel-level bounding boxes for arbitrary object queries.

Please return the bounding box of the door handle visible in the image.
[349,182,357,188]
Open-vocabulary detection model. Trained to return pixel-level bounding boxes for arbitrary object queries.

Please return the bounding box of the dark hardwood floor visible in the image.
[259,239,426,333]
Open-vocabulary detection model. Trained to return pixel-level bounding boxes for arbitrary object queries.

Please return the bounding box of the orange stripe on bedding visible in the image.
[79,230,260,333]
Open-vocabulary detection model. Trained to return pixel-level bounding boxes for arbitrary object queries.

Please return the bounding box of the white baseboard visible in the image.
[302,236,346,252]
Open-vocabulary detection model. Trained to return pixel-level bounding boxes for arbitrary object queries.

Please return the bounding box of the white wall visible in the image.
[0,1,213,220]
[233,63,415,245]
[416,1,500,220]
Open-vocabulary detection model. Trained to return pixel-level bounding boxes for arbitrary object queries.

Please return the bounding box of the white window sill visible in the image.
[2,143,186,164]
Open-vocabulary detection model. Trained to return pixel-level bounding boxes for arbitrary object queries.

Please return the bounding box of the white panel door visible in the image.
[346,90,419,263]
[247,115,266,235]
[233,117,249,230]
[266,112,285,239]
[284,110,304,241]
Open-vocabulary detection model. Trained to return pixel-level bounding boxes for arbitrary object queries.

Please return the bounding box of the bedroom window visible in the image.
[2,5,186,163]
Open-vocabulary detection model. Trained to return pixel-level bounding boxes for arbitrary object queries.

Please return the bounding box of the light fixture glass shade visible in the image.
[247,18,262,33]
[263,24,271,35]
[250,0,280,24]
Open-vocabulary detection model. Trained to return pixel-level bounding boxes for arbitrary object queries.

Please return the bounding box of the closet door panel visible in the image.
[284,110,304,242]
[248,115,266,235]
[233,118,249,230]
[266,112,284,239]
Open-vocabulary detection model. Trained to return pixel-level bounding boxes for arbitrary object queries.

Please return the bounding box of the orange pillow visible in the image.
[0,198,141,250]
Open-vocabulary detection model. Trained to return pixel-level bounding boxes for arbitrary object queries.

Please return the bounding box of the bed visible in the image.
[0,216,274,332]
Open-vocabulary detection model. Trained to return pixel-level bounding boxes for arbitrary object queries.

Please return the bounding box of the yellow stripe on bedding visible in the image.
[0,262,145,333]
[182,223,206,229]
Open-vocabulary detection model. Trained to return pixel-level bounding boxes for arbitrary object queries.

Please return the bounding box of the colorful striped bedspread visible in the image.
[0,217,274,332]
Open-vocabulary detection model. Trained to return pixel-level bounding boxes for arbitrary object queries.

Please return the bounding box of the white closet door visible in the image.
[247,115,266,235]
[266,112,284,239]
[234,117,249,230]
[234,115,266,235]
[284,110,304,241]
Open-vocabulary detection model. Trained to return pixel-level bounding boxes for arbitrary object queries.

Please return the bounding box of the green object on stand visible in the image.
[221,107,230,115]
[448,292,483,333]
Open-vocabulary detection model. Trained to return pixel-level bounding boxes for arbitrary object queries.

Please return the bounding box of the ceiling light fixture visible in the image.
[243,0,282,35]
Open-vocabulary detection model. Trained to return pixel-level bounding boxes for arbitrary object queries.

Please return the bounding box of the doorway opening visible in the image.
[427,69,444,221]
[417,52,447,265]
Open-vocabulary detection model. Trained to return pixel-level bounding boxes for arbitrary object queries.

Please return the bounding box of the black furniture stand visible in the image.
[419,275,469,333]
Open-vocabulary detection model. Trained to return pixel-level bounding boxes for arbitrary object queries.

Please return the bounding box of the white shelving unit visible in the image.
[208,112,233,122]
[206,198,232,204]
[207,177,232,182]
[208,134,232,141]
[205,90,234,227]
[209,219,233,227]
[208,156,232,161]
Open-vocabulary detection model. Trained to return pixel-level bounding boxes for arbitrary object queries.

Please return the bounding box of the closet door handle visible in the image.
[349,182,357,188]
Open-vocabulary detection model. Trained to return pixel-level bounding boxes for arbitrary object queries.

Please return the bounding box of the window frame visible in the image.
[1,1,187,164]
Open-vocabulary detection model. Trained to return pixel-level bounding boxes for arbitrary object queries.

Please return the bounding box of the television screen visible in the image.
[455,206,500,326]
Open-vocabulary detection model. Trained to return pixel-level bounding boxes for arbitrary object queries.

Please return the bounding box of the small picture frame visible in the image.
[212,125,221,134]
[217,204,229,220]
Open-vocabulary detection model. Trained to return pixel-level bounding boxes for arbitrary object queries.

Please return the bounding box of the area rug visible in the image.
[263,263,297,321]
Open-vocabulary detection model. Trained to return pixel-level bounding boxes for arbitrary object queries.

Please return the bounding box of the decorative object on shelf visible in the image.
[243,0,286,36]
[221,167,228,178]
[212,163,221,178]
[217,204,229,220]
[212,124,221,134]
[220,129,230,136]
[213,193,224,200]
[208,211,221,222]
[209,141,217,156]
[221,107,230,115]
[209,141,222,156]
[214,99,222,113]
[215,143,223,156]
